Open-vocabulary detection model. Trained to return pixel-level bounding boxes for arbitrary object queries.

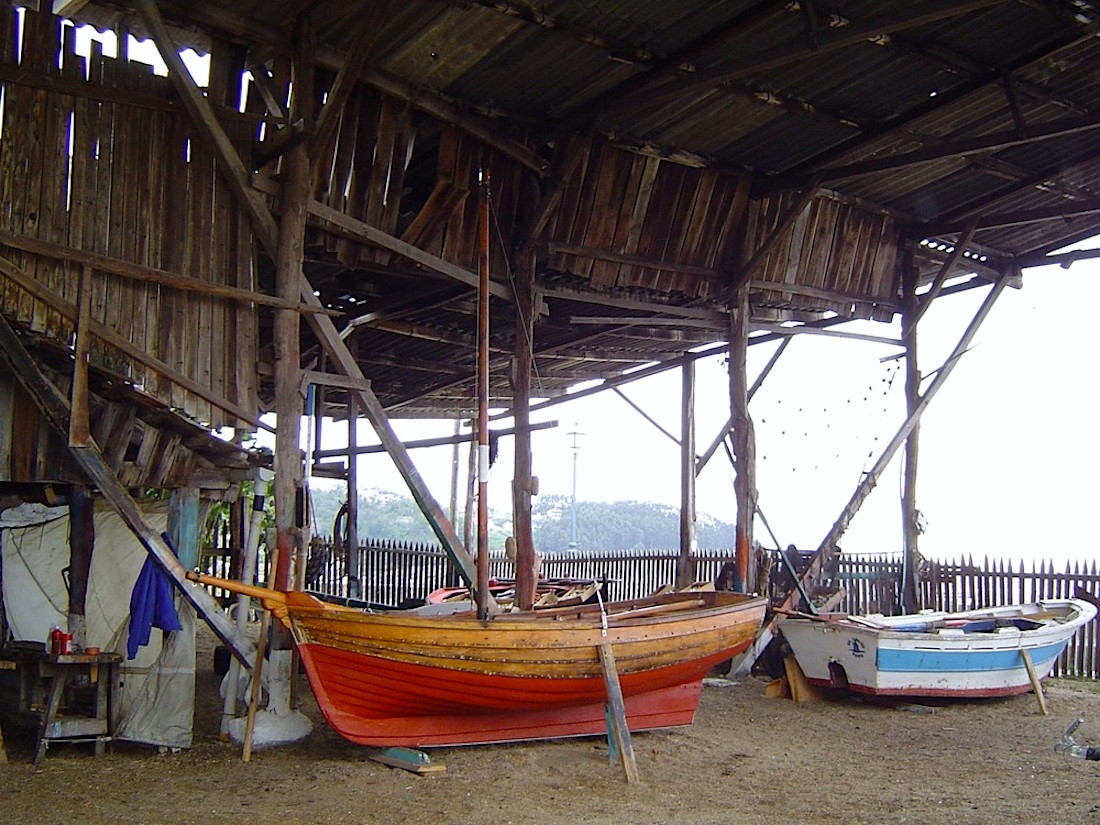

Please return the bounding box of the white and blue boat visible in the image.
[779,599,1096,698]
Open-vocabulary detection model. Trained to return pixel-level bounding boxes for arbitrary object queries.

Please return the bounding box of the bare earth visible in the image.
[2,626,1099,825]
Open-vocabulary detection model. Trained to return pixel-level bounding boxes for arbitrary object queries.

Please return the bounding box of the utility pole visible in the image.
[568,426,583,551]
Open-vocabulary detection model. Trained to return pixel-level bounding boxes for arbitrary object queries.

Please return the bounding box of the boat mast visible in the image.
[476,169,491,619]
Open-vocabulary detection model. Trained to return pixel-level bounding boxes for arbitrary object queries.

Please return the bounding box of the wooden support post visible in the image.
[272,13,313,602]
[696,338,790,476]
[598,643,639,783]
[677,358,696,590]
[67,485,94,649]
[168,488,201,571]
[728,284,757,592]
[511,245,537,611]
[139,0,483,602]
[900,256,921,613]
[347,343,361,601]
[1020,649,1049,716]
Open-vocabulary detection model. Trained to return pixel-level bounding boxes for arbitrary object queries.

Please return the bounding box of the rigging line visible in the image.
[487,184,547,398]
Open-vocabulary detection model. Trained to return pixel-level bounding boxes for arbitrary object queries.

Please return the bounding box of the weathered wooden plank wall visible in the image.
[544,143,749,299]
[0,6,258,429]
[746,191,902,321]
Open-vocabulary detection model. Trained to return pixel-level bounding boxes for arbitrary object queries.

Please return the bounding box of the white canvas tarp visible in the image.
[1,500,196,749]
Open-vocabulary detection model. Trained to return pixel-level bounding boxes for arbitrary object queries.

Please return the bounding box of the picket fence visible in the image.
[205,539,1100,679]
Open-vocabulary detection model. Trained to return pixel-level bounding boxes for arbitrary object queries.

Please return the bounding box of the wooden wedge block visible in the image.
[784,656,822,703]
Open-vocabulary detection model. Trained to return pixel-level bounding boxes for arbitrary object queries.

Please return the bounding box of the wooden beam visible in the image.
[747,277,900,312]
[0,314,254,666]
[548,241,720,279]
[0,229,334,316]
[776,111,1100,189]
[0,255,271,432]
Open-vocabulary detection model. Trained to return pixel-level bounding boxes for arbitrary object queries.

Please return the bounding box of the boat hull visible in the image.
[285,591,767,747]
[780,599,1096,698]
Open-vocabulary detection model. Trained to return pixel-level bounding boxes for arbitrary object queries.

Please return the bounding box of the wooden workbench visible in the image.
[0,644,122,764]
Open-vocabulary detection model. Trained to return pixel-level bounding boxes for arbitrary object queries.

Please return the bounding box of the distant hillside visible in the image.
[306,485,736,552]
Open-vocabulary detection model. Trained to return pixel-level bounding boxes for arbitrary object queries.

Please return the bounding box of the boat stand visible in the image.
[599,643,639,783]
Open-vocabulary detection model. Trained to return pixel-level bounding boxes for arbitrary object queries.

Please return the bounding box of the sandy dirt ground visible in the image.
[2,626,1099,825]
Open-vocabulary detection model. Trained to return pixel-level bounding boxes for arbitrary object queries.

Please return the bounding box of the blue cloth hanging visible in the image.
[126,535,183,659]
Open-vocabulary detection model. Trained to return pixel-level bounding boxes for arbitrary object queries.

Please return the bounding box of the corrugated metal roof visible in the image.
[51,0,1100,413]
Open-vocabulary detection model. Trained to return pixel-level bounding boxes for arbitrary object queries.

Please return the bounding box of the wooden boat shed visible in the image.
[3,0,1100,648]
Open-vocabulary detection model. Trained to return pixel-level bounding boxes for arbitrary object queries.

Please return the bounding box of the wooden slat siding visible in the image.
[193,121,215,425]
[587,149,634,287]
[382,103,413,241]
[561,143,608,283]
[328,85,361,217]
[651,165,694,294]
[336,89,383,262]
[343,91,381,263]
[444,131,480,268]
[18,8,55,335]
[545,136,592,269]
[804,199,840,309]
[632,161,682,290]
[362,95,398,244]
[669,172,717,295]
[0,5,25,316]
[616,154,660,286]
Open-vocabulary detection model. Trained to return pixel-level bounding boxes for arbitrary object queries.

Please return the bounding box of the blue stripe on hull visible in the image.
[876,639,1070,672]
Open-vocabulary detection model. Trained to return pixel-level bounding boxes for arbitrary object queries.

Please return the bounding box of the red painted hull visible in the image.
[301,642,706,747]
[284,591,767,747]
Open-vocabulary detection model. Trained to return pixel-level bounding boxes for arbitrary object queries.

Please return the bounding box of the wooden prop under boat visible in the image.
[778,599,1097,699]
[188,572,767,747]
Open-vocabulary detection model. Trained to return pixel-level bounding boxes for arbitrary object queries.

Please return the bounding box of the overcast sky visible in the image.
[322,254,1099,568]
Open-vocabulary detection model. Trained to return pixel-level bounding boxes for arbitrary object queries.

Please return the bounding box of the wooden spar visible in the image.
[476,170,491,620]
[777,273,1010,614]
[0,315,254,666]
[1020,648,1049,715]
[677,358,696,590]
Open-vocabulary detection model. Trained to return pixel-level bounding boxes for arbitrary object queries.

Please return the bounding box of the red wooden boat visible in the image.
[188,572,767,748]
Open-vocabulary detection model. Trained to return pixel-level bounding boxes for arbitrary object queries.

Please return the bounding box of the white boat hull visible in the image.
[780,599,1096,698]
